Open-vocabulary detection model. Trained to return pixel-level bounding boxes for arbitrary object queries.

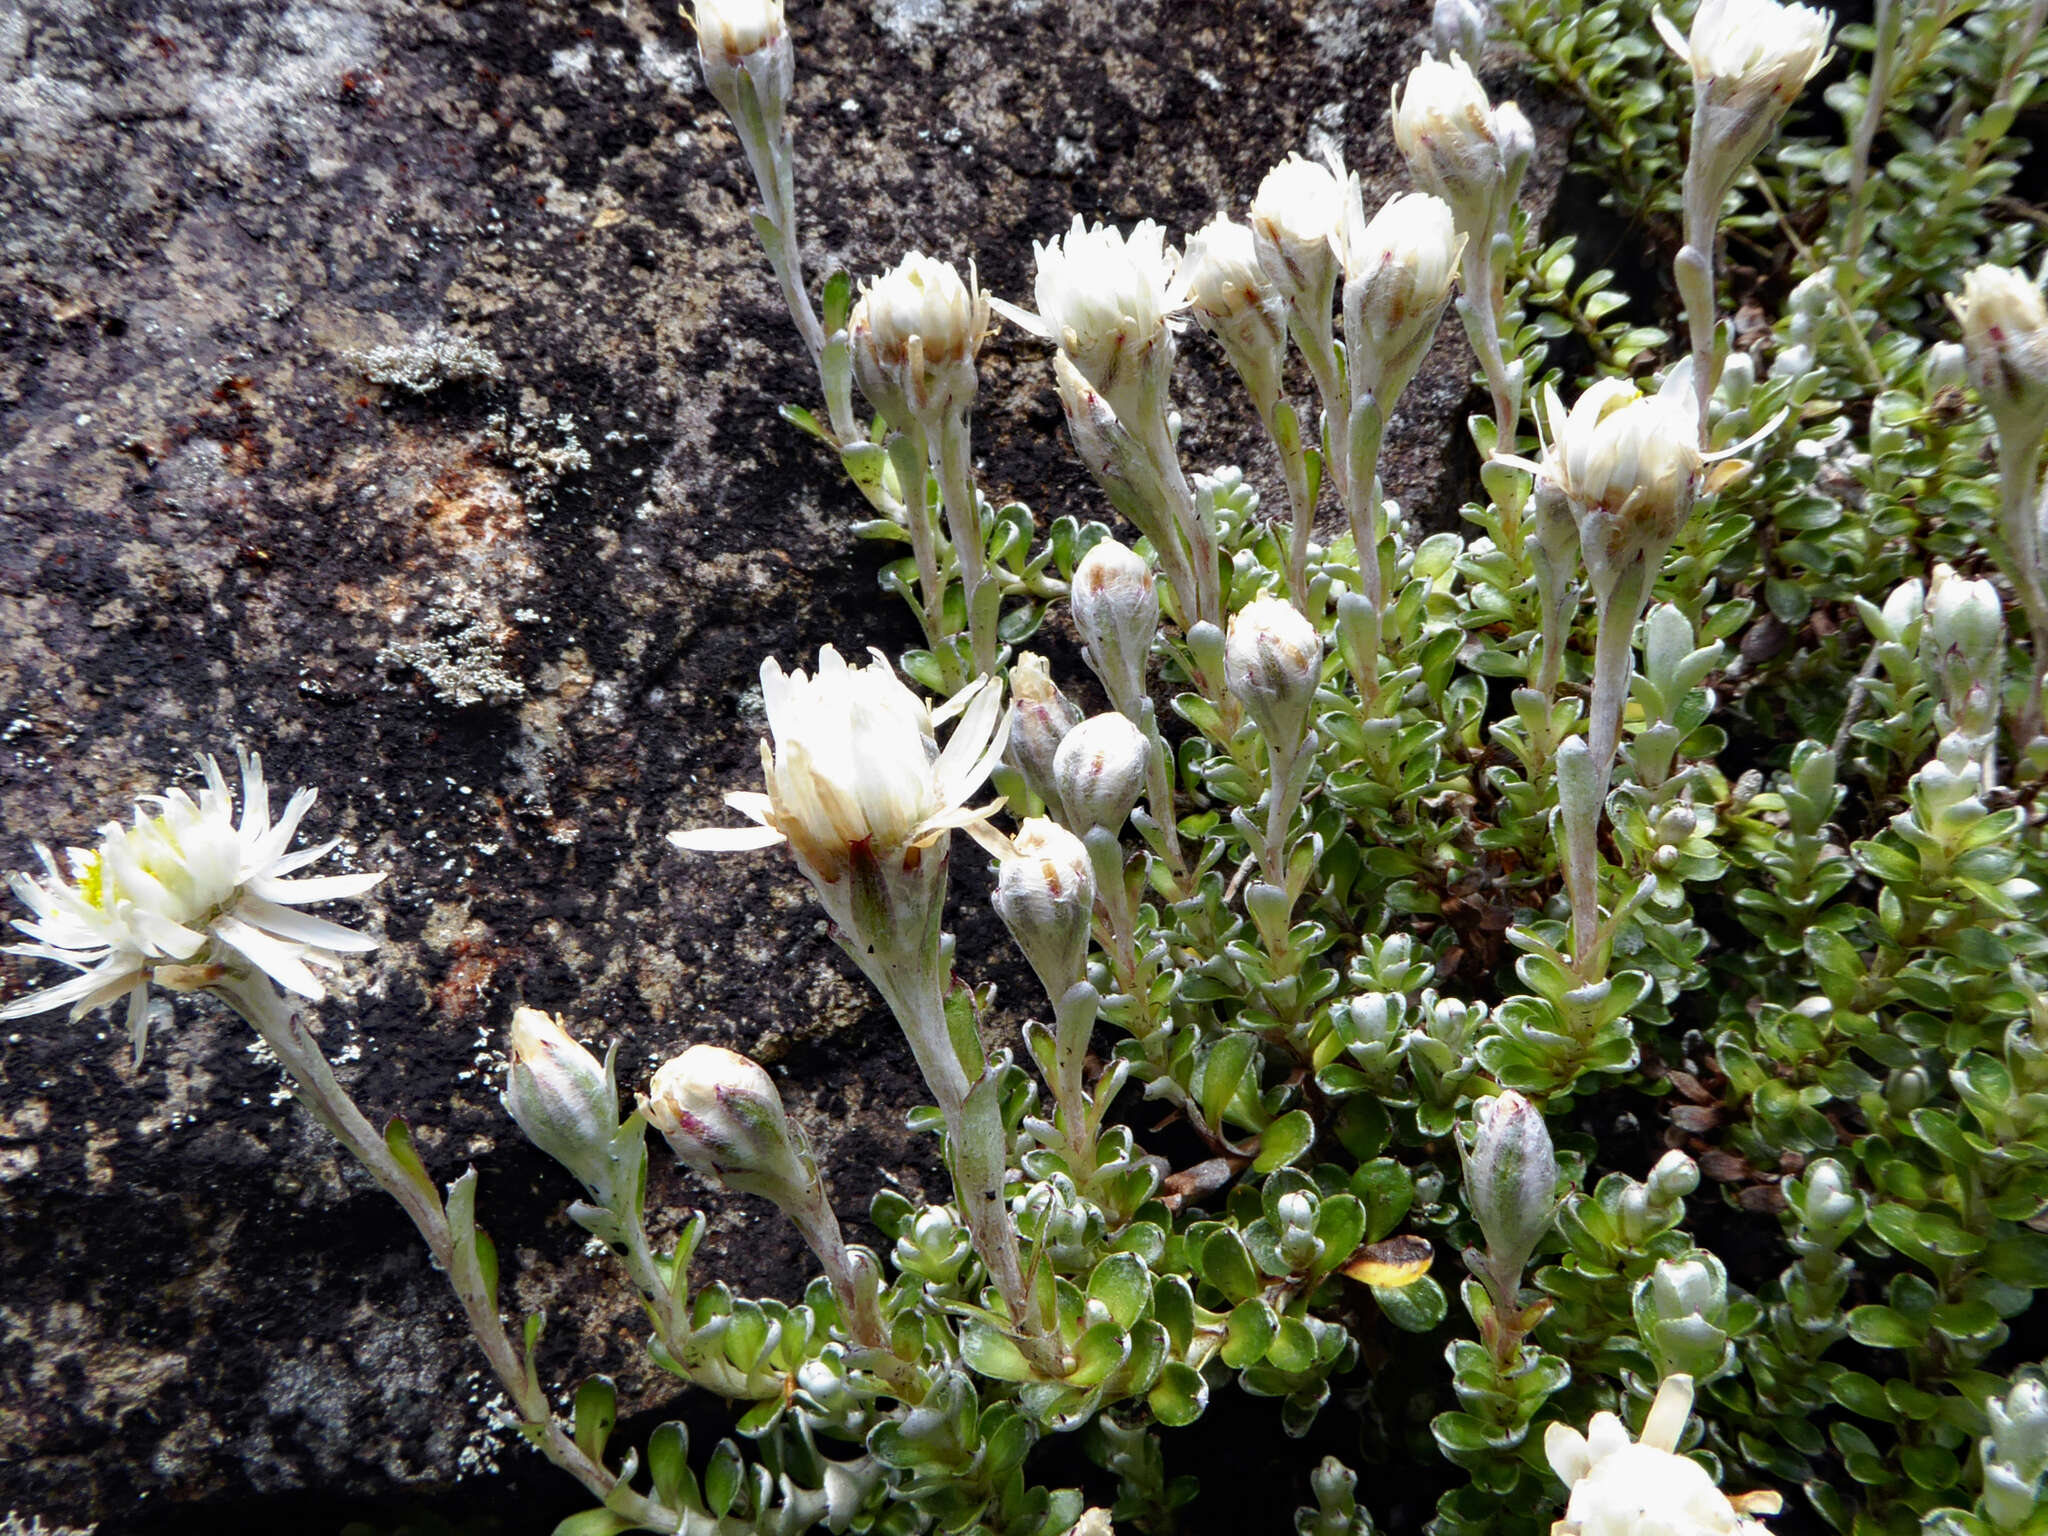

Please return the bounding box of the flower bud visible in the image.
[1951,263,2048,447]
[1250,153,1343,320]
[1646,1148,1700,1203]
[1924,341,1967,396]
[1459,1090,1558,1289]
[502,1008,621,1204]
[1636,1252,1733,1380]
[1180,214,1288,415]
[1054,712,1151,835]
[643,1044,814,1205]
[1071,539,1159,716]
[1492,99,1534,210]
[849,252,987,428]
[1925,563,2005,688]
[1225,595,1323,751]
[1431,0,1489,64]
[1391,54,1508,241]
[1008,652,1083,811]
[1337,187,1463,404]
[993,818,1095,1006]
[691,0,792,119]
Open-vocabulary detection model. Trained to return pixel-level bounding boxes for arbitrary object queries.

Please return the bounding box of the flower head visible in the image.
[1180,214,1287,413]
[1656,0,1831,214]
[1392,54,1514,239]
[1546,1375,1782,1536]
[1337,186,1463,401]
[850,251,988,426]
[1,751,383,1060]
[1250,153,1344,313]
[669,646,1010,884]
[690,0,792,117]
[643,1043,816,1205]
[1529,372,1704,599]
[992,818,1095,1006]
[503,1008,622,1204]
[1225,595,1324,752]
[1001,217,1185,429]
[1951,264,2048,446]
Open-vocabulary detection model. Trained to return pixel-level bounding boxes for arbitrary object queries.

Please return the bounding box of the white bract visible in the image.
[1,751,383,1058]
[692,0,786,63]
[1546,1374,1782,1536]
[668,645,1009,882]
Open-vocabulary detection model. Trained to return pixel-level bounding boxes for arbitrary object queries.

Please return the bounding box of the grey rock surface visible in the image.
[0,0,1564,1526]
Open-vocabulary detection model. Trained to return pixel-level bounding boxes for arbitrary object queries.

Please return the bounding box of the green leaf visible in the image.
[1202,1229,1261,1305]
[1845,1304,1923,1350]
[1149,1361,1208,1426]
[646,1422,697,1514]
[573,1376,616,1464]
[1252,1110,1316,1172]
[551,1511,642,1536]
[1373,1275,1447,1333]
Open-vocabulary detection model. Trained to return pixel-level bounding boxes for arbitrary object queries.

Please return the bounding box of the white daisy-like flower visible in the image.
[1,751,384,1059]
[669,645,1011,883]
[993,216,1187,429]
[1545,1374,1783,1536]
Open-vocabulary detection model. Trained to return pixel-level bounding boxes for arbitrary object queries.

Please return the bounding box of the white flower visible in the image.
[1526,372,1704,599]
[1,751,383,1058]
[1250,153,1344,306]
[1337,186,1463,399]
[1656,0,1831,215]
[1391,54,1509,237]
[668,645,1011,883]
[997,217,1186,429]
[1546,1375,1783,1536]
[850,251,988,425]
[1179,214,1287,412]
[691,0,786,62]
[1951,264,2048,444]
[1657,0,1832,113]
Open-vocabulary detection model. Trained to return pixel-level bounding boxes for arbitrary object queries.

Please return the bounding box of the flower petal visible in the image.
[248,870,386,905]
[669,825,787,853]
[212,914,326,1001]
[233,895,379,953]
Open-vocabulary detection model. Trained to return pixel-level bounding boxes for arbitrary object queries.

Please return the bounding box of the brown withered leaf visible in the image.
[1339,1234,1433,1289]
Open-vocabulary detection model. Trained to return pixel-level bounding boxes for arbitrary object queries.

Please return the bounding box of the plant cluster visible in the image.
[6,1,2048,1534]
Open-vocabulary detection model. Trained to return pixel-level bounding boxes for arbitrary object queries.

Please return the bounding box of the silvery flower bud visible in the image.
[643,1044,814,1205]
[1925,341,1967,395]
[1493,99,1534,210]
[1391,53,1507,241]
[1276,1190,1323,1270]
[1009,652,1083,811]
[849,251,987,428]
[1432,0,1489,64]
[1636,1252,1733,1380]
[993,818,1095,1006]
[1225,595,1323,752]
[1071,539,1159,716]
[1250,154,1343,318]
[1654,804,1698,847]
[1460,1090,1559,1288]
[1646,1149,1700,1203]
[1924,563,2006,708]
[1337,187,1463,404]
[1953,263,2048,447]
[502,1008,621,1204]
[1180,214,1288,416]
[1054,712,1151,835]
[691,0,792,119]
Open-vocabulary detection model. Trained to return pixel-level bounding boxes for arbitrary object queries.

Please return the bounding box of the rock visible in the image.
[0,0,1563,1526]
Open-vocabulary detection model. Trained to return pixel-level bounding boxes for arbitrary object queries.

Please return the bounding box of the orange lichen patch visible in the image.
[434,938,504,1023]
